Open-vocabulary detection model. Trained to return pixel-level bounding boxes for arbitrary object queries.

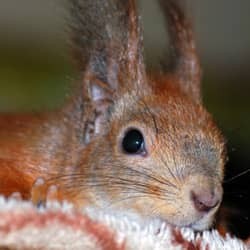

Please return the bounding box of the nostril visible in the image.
[191,189,221,213]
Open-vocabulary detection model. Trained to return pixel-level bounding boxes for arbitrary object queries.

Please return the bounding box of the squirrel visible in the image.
[0,0,226,231]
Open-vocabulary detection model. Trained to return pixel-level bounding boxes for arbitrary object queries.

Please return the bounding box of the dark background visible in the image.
[0,0,249,238]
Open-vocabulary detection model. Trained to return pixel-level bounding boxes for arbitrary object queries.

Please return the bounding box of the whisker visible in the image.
[104,191,176,209]
[123,165,178,189]
[160,154,181,188]
[44,163,180,201]
[224,168,250,183]
[46,163,179,191]
[58,175,179,200]
[140,100,159,135]
[109,174,178,195]
[65,179,179,197]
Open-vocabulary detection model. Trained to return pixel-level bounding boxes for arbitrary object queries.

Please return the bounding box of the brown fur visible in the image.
[0,0,226,230]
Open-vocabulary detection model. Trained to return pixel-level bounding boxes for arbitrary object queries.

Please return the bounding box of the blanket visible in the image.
[0,197,248,250]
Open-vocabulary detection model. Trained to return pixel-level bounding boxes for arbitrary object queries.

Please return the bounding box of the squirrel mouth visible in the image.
[157,213,213,231]
[185,215,214,231]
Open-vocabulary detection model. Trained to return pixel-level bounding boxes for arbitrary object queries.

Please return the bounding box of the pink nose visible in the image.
[191,188,222,213]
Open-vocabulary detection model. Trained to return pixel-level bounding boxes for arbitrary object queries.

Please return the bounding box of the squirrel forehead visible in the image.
[111,89,224,149]
[112,89,210,129]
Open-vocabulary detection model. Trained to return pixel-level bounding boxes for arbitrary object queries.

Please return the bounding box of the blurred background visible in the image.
[0,0,249,238]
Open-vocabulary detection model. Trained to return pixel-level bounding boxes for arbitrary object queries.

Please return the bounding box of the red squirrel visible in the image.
[0,0,225,231]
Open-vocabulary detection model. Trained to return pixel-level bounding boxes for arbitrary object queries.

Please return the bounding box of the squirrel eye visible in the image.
[122,129,145,154]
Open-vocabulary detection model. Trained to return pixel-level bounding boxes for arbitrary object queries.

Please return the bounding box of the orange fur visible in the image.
[0,0,226,231]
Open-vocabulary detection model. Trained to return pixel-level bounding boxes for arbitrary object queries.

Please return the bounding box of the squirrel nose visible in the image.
[191,187,222,213]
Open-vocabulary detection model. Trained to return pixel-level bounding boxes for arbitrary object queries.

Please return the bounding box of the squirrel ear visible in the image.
[81,71,113,139]
[70,0,147,98]
[69,0,147,136]
[159,0,202,102]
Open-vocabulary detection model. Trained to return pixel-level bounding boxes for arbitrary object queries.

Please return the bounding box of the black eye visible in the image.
[122,129,145,154]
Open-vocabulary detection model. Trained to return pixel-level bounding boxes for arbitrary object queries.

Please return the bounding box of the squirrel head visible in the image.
[67,0,226,230]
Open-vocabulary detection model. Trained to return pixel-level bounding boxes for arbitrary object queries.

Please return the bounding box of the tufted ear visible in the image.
[69,0,147,136]
[70,0,147,104]
[159,0,202,102]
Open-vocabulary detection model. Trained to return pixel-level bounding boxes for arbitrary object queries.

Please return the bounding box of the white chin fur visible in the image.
[189,216,213,231]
